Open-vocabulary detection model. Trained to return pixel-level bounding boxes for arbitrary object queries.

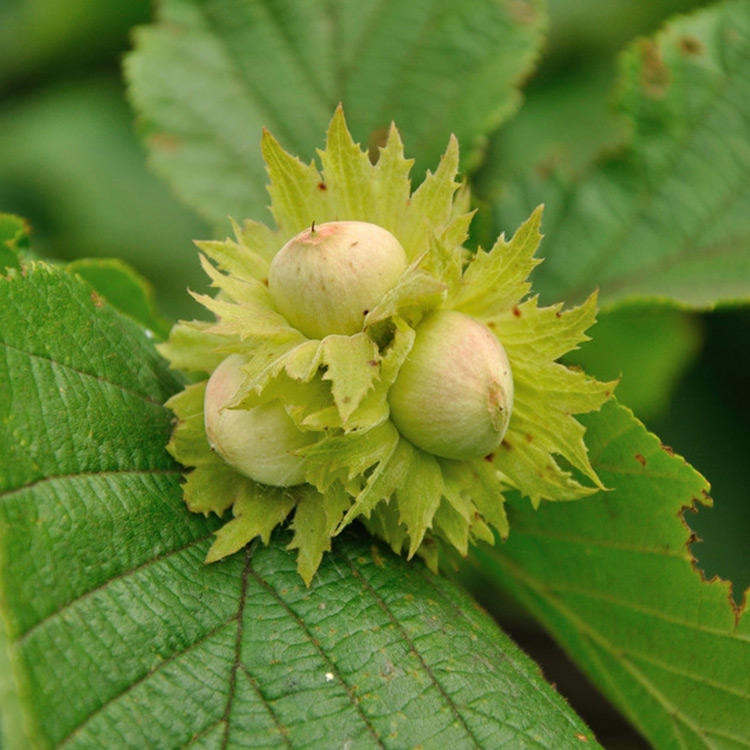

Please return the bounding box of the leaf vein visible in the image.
[246,560,385,748]
[17,532,213,643]
[1,339,165,407]
[57,614,237,748]
[343,552,483,748]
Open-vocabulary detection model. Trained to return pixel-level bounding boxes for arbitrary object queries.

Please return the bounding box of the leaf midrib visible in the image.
[1,339,166,408]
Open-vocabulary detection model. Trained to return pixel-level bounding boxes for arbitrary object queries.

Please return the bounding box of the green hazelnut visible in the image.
[204,355,314,486]
[268,220,407,339]
[387,310,513,460]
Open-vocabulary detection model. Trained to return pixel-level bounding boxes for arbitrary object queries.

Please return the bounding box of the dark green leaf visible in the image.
[474,399,750,749]
[125,0,545,225]
[491,0,750,309]
[0,263,596,748]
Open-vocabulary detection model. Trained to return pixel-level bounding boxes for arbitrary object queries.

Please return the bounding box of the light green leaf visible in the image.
[485,290,615,504]
[399,135,461,260]
[67,258,171,339]
[363,262,447,326]
[491,0,750,309]
[126,0,546,225]
[156,319,230,374]
[205,483,296,563]
[261,128,330,237]
[194,236,270,284]
[442,458,508,541]
[183,461,243,516]
[395,445,445,557]
[302,422,400,495]
[287,484,350,586]
[317,105,376,221]
[0,262,597,747]
[449,204,542,316]
[474,399,750,749]
[319,333,380,425]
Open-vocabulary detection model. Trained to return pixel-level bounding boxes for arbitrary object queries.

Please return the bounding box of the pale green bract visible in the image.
[159,106,615,584]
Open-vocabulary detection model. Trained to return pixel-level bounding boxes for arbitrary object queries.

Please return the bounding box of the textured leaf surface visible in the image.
[0,263,597,748]
[125,0,545,225]
[474,400,750,749]
[490,0,750,309]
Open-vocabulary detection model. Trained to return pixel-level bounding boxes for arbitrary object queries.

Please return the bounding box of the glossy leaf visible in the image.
[125,0,545,225]
[491,0,750,309]
[474,399,750,749]
[0,262,597,748]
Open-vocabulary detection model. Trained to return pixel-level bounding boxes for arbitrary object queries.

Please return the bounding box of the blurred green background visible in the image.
[1,1,745,747]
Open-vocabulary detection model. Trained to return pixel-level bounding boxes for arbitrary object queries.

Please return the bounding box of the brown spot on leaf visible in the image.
[525,433,533,443]
[512,306,521,318]
[317,182,327,191]
[661,443,674,456]
[262,278,268,286]
[576,734,588,743]
[367,359,378,367]
[502,439,512,451]
[635,453,646,467]
[639,39,671,98]
[90,290,104,308]
[679,36,703,55]
[508,0,536,24]
[148,131,182,152]
[484,452,495,462]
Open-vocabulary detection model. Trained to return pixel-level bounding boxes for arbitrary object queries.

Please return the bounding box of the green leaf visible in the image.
[0,261,600,748]
[491,0,750,309]
[67,258,171,339]
[474,399,750,749]
[565,304,702,422]
[125,0,546,225]
[0,77,209,321]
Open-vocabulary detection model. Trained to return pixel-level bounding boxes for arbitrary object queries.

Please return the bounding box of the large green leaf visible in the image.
[125,0,545,226]
[490,0,750,309]
[0,77,209,320]
[0,262,597,748]
[473,399,750,749]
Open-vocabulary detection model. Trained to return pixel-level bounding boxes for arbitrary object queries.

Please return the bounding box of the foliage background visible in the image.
[1,1,748,747]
